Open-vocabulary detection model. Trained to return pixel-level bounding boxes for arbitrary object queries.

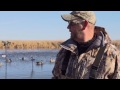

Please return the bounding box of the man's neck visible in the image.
[78,34,96,46]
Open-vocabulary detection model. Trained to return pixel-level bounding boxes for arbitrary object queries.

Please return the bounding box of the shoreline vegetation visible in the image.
[0,40,120,50]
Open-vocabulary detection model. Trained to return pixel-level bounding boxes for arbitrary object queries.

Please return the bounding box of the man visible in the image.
[52,11,120,79]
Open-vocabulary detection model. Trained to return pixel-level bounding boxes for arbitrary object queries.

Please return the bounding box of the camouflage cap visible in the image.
[61,11,96,25]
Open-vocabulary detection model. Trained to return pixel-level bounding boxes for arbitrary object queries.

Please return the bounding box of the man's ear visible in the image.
[82,20,88,30]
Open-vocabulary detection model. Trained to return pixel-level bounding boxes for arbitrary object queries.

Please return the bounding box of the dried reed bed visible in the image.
[0,40,119,50]
[0,40,64,50]
[112,40,120,48]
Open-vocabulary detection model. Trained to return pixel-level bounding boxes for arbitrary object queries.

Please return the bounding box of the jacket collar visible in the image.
[60,26,112,53]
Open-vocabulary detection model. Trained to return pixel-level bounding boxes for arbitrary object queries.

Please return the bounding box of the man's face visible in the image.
[67,20,85,42]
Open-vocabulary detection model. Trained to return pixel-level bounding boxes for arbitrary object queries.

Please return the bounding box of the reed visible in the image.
[0,40,64,50]
[0,40,120,50]
[112,40,120,48]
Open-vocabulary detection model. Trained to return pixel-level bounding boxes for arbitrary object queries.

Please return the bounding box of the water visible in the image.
[0,49,59,79]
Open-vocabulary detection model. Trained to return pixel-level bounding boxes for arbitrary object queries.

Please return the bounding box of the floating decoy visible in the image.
[6,58,12,63]
[31,57,35,61]
[50,58,55,63]
[0,62,3,67]
[36,60,44,65]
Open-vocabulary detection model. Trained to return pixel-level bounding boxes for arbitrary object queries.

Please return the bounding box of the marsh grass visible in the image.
[0,40,64,50]
[0,40,120,50]
[112,40,120,49]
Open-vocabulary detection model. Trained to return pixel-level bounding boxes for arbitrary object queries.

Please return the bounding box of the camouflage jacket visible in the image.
[52,26,120,79]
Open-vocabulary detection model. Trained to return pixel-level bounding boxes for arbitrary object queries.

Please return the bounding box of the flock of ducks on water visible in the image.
[36,58,55,65]
[0,56,56,67]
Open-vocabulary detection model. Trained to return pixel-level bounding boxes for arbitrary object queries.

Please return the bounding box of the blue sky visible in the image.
[0,11,119,40]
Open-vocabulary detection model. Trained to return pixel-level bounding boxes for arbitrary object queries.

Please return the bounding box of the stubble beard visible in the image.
[70,30,84,42]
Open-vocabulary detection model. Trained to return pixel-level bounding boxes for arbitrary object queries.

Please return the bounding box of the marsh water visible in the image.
[0,49,59,79]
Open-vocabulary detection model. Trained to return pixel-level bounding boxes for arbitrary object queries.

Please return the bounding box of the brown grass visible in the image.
[0,40,120,50]
[112,40,120,48]
[0,40,64,50]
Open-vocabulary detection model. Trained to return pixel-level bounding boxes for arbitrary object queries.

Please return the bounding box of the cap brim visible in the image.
[61,14,77,22]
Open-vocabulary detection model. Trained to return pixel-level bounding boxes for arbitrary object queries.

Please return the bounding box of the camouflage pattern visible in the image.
[61,11,96,25]
[52,26,120,79]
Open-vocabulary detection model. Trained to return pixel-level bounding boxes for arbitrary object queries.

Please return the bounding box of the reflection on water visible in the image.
[0,49,59,79]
